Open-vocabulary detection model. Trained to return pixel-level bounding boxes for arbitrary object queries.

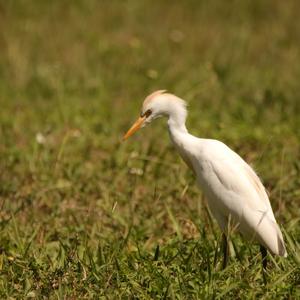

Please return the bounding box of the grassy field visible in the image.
[1,0,300,298]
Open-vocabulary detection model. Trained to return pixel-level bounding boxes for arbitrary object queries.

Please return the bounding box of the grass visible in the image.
[0,0,300,298]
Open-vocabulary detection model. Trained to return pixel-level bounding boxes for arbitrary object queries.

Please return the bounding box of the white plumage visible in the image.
[124,90,287,258]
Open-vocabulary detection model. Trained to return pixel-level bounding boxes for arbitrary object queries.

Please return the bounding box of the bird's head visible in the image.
[123,90,187,140]
[123,90,167,140]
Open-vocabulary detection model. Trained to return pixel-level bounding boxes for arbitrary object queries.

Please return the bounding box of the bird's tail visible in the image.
[273,221,287,257]
[257,216,287,257]
[243,211,288,257]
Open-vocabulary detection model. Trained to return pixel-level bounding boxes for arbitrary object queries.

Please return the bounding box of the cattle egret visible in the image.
[123,90,287,269]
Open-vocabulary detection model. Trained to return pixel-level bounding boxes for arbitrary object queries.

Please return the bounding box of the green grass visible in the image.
[1,0,300,298]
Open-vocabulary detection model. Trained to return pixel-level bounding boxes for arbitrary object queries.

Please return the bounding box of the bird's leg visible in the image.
[260,245,267,270]
[222,233,229,269]
[222,215,232,270]
[260,245,268,284]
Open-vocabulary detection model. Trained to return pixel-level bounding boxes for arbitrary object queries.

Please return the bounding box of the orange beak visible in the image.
[123,116,146,140]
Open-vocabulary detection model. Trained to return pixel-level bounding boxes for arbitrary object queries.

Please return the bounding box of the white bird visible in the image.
[123,90,287,269]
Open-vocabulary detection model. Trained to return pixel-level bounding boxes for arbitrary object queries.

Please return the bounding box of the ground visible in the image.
[0,0,300,298]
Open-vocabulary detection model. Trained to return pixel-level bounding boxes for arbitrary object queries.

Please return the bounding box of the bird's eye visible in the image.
[145,109,152,117]
[141,109,152,118]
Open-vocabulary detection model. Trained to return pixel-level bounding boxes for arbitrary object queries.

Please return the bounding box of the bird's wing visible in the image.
[196,140,286,256]
[198,140,276,221]
[242,163,275,214]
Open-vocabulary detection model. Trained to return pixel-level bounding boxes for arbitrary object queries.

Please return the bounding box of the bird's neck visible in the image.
[167,117,188,135]
[166,99,189,146]
[162,95,187,130]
